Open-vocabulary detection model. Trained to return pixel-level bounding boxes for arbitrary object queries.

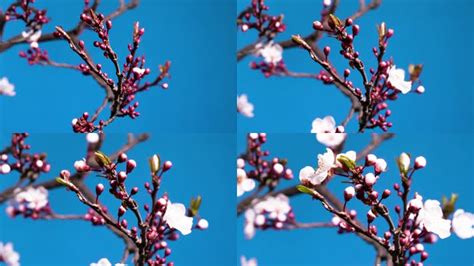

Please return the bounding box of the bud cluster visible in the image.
[301,15,424,131]
[3,0,49,30]
[237,0,285,37]
[239,133,293,193]
[49,4,171,133]
[0,133,50,180]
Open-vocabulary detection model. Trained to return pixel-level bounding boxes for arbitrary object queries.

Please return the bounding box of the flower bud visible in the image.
[382,189,391,199]
[131,187,139,195]
[163,161,172,171]
[273,163,284,175]
[95,183,104,196]
[120,219,128,228]
[197,218,209,230]
[323,46,331,57]
[414,156,426,169]
[415,85,425,94]
[366,154,377,165]
[367,210,376,223]
[374,158,387,173]
[0,164,11,174]
[118,206,126,217]
[364,173,377,186]
[312,20,323,31]
[118,171,127,182]
[344,186,355,201]
[118,153,128,163]
[398,152,410,174]
[126,159,137,173]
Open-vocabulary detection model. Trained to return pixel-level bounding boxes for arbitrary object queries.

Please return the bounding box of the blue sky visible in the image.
[237,0,474,133]
[237,132,474,265]
[1,0,235,133]
[0,133,235,265]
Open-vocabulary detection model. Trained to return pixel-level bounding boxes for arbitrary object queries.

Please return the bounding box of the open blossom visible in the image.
[237,168,256,197]
[0,242,20,266]
[241,256,258,266]
[21,29,42,48]
[452,209,474,239]
[387,65,412,94]
[311,116,345,147]
[0,77,16,96]
[255,42,283,64]
[90,258,125,266]
[253,194,291,221]
[14,186,49,210]
[132,67,146,75]
[299,148,335,185]
[244,209,257,239]
[237,94,255,118]
[162,201,193,235]
[415,198,451,239]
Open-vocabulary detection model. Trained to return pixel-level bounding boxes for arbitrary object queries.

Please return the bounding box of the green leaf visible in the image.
[94,151,111,167]
[442,193,458,218]
[296,185,315,195]
[189,195,202,216]
[337,155,356,170]
[56,177,70,186]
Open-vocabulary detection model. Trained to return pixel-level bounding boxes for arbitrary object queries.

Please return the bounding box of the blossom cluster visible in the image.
[237,133,293,197]
[58,151,207,265]
[298,148,473,264]
[6,186,51,219]
[243,193,294,239]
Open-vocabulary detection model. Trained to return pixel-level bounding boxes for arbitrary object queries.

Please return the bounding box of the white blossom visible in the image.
[244,209,256,239]
[132,67,146,75]
[237,94,255,118]
[21,29,42,48]
[311,116,345,147]
[0,242,20,266]
[416,199,451,239]
[387,65,412,94]
[452,209,474,239]
[162,201,193,235]
[299,148,335,185]
[374,158,387,172]
[197,218,209,230]
[253,194,291,221]
[241,256,258,266]
[237,168,255,197]
[13,186,48,210]
[255,42,283,64]
[0,77,15,96]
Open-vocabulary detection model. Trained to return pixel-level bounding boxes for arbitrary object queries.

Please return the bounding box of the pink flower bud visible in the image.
[367,210,376,223]
[120,219,128,228]
[364,173,377,186]
[118,171,127,182]
[131,187,139,195]
[414,156,426,169]
[374,158,387,173]
[95,183,104,196]
[344,186,355,201]
[197,218,209,230]
[415,85,425,94]
[312,20,323,31]
[323,46,331,57]
[366,154,377,165]
[118,206,126,216]
[272,163,284,175]
[163,161,172,171]
[126,159,137,173]
[382,189,391,199]
[241,24,249,32]
[118,153,128,163]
